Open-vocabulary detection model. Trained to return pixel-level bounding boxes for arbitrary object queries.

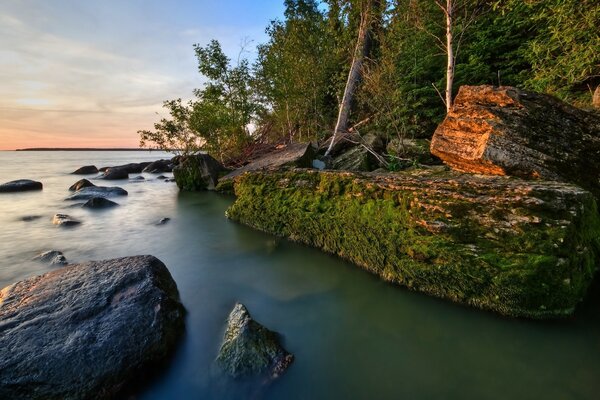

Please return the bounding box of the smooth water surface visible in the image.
[1,151,599,399]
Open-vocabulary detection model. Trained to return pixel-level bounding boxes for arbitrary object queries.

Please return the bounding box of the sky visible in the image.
[0,0,285,150]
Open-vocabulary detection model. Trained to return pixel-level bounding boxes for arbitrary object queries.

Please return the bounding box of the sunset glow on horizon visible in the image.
[0,0,284,151]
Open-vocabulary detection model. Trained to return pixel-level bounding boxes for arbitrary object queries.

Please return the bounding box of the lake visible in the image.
[1,150,599,399]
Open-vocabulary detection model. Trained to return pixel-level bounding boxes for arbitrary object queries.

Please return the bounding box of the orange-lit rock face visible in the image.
[431,85,600,197]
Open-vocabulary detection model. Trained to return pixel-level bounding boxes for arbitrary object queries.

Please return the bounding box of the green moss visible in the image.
[226,169,600,318]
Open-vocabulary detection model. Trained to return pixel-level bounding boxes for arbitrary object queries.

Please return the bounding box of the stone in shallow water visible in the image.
[216,303,294,381]
[33,250,67,265]
[82,197,119,209]
[69,178,95,191]
[71,165,99,175]
[0,255,185,400]
[52,214,81,227]
[0,179,42,193]
[66,186,128,200]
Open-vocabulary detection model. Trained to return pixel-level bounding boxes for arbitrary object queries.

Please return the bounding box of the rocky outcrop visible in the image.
[69,178,95,191]
[52,214,81,227]
[216,303,293,381]
[0,255,185,400]
[173,154,227,191]
[143,159,172,173]
[226,169,600,318]
[100,167,129,180]
[66,186,128,201]
[33,250,67,266]
[0,179,42,193]
[71,165,99,175]
[430,85,600,197]
[82,197,119,209]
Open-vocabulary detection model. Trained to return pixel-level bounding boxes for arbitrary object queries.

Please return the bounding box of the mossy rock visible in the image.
[226,169,600,318]
[173,154,226,191]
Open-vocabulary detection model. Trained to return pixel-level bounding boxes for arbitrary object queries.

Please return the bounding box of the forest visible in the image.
[139,0,600,164]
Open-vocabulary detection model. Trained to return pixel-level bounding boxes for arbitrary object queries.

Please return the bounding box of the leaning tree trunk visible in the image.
[445,0,454,113]
[325,3,373,157]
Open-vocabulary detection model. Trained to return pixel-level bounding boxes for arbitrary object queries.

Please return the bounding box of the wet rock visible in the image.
[143,159,173,173]
[216,303,293,381]
[52,214,81,227]
[71,165,99,175]
[131,175,145,181]
[20,215,42,222]
[66,186,128,201]
[173,154,228,191]
[99,162,152,174]
[100,167,129,180]
[156,175,168,180]
[69,178,95,191]
[82,197,119,209]
[0,255,185,400]
[221,143,315,183]
[431,85,600,198]
[33,250,67,266]
[156,218,170,225]
[0,179,42,193]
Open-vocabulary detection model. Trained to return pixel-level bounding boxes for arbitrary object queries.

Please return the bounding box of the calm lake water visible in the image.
[1,150,600,399]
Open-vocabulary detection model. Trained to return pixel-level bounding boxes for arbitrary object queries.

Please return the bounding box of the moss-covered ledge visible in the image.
[226,169,600,318]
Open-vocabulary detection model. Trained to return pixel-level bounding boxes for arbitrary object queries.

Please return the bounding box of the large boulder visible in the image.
[0,255,185,400]
[227,169,600,318]
[99,162,152,174]
[66,186,128,201]
[71,165,99,175]
[0,179,42,193]
[430,85,600,198]
[69,178,95,191]
[100,167,129,180]
[330,133,385,172]
[173,154,227,191]
[143,159,173,173]
[216,303,293,381]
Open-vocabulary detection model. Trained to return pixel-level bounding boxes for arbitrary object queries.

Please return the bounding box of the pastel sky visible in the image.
[0,0,284,150]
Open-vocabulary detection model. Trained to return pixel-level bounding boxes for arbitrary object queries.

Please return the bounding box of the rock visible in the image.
[131,175,145,181]
[430,85,600,198]
[66,186,128,201]
[156,217,170,225]
[0,179,42,193]
[33,250,67,266]
[143,159,172,173]
[156,175,168,180]
[0,255,185,400]
[20,215,41,222]
[331,133,385,172]
[82,197,119,209]
[52,214,81,227]
[216,303,293,380]
[594,85,600,110]
[71,165,99,175]
[69,178,95,191]
[165,178,176,183]
[173,154,228,191]
[99,162,152,174]
[221,143,315,183]
[319,132,362,156]
[226,169,600,319]
[386,138,441,168]
[312,159,326,170]
[100,167,129,180]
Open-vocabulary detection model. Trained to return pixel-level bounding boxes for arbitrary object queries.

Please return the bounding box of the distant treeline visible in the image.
[15,148,166,152]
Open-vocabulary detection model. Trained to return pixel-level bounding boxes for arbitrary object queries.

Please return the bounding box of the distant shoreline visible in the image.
[14,148,166,152]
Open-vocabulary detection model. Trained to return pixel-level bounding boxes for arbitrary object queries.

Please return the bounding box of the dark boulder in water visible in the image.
[156,217,170,225]
[173,154,227,191]
[33,250,67,265]
[83,197,119,209]
[143,159,173,173]
[52,214,81,227]
[0,255,185,400]
[99,162,152,174]
[216,303,293,381]
[66,186,128,201]
[71,165,99,175]
[20,215,42,222]
[0,179,42,193]
[100,167,129,180]
[69,178,95,191]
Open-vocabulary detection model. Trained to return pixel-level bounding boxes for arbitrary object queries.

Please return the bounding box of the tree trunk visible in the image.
[445,0,454,113]
[325,2,373,157]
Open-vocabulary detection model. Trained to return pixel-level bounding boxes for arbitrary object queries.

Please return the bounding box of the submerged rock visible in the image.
[173,154,227,191]
[0,179,42,193]
[66,186,128,200]
[69,178,95,191]
[216,303,293,381]
[226,169,600,318]
[431,85,600,197]
[71,165,99,175]
[0,255,185,400]
[52,214,81,227]
[82,197,119,209]
[156,217,170,225]
[33,250,67,265]
[20,215,42,222]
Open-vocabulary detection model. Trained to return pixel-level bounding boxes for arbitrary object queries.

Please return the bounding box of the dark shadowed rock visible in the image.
[0,179,42,193]
[0,255,185,400]
[156,175,168,180]
[100,167,129,180]
[20,215,42,222]
[131,175,145,181]
[143,159,173,173]
[173,154,228,191]
[156,217,170,225]
[431,85,600,197]
[66,186,128,201]
[71,165,99,175]
[330,133,385,172]
[52,214,81,227]
[99,162,152,174]
[69,178,95,191]
[33,250,67,265]
[83,197,119,209]
[216,303,293,381]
